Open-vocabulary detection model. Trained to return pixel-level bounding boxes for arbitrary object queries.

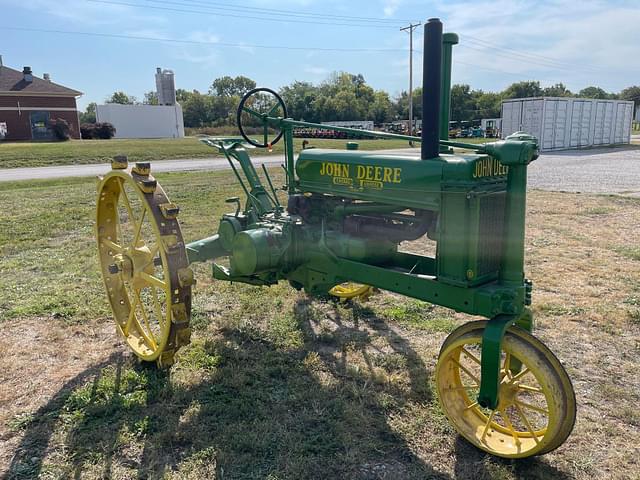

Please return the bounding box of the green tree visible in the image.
[620,86,640,110]
[79,102,97,123]
[143,91,159,105]
[475,91,502,119]
[211,95,238,125]
[311,72,377,121]
[368,91,394,124]
[578,86,609,99]
[450,84,475,121]
[176,89,195,103]
[279,81,319,122]
[393,87,422,121]
[209,75,256,97]
[543,83,572,97]
[181,91,213,128]
[502,81,542,99]
[106,91,137,104]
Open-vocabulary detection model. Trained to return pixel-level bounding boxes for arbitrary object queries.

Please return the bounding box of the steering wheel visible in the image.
[237,87,288,148]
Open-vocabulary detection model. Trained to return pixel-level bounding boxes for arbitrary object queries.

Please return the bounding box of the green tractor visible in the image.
[96,18,575,459]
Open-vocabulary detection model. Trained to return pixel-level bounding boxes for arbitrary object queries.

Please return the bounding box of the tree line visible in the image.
[80,74,640,127]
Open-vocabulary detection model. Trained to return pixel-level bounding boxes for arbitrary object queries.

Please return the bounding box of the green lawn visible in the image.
[0,136,490,169]
[2,172,637,479]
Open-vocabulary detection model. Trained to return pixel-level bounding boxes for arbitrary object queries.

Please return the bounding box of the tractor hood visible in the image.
[295,149,507,210]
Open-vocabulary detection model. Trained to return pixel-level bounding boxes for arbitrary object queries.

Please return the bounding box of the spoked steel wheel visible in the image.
[328,282,373,301]
[96,159,193,366]
[436,321,576,458]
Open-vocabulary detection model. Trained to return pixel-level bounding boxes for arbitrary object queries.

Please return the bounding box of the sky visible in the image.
[1,0,639,110]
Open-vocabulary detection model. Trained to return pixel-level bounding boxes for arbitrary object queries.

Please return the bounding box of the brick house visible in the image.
[0,58,82,140]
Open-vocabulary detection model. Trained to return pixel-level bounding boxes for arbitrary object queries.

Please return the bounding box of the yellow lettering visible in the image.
[319,162,325,175]
[341,164,349,178]
[393,168,402,183]
[473,158,510,179]
[357,165,365,179]
[383,167,393,182]
[374,166,382,181]
[366,165,374,180]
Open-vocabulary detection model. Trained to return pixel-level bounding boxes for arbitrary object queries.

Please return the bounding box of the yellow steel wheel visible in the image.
[96,161,193,366]
[436,321,576,458]
[328,282,373,300]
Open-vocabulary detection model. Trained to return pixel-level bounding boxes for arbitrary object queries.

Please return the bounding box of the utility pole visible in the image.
[400,22,421,145]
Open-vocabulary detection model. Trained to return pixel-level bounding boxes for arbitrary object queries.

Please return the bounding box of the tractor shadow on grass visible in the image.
[453,437,574,480]
[4,297,572,480]
[4,308,445,479]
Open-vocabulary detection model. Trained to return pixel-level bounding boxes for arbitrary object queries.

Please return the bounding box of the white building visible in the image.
[96,66,184,139]
[502,97,633,151]
[96,103,184,139]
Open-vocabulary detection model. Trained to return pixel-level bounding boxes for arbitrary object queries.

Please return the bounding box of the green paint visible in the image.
[188,35,543,411]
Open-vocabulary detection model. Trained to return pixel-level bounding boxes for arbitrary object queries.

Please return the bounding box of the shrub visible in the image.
[80,123,95,139]
[95,122,116,139]
[50,118,71,141]
[80,122,116,140]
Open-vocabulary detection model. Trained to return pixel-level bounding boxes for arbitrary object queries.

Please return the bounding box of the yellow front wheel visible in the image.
[436,321,576,458]
[328,282,373,301]
[96,160,193,366]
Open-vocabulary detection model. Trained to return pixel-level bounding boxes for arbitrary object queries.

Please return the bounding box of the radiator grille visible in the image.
[477,192,506,277]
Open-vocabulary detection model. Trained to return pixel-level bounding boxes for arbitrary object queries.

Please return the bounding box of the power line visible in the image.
[460,34,607,72]
[0,25,408,52]
[460,34,640,74]
[457,44,595,74]
[139,0,412,24]
[87,0,403,28]
[400,22,420,141]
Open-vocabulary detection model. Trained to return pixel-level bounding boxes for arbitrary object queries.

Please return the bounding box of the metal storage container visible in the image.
[501,97,634,151]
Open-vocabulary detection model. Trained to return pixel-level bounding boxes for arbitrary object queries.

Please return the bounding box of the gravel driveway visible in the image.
[530,145,640,196]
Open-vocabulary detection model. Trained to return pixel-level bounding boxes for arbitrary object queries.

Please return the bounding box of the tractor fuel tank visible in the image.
[295,149,509,211]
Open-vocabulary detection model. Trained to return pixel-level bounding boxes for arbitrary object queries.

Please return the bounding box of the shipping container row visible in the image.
[501,97,634,151]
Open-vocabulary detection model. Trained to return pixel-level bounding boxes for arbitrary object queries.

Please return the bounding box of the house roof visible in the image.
[0,65,82,96]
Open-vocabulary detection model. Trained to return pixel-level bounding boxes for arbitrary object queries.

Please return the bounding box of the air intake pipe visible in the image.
[421,18,443,160]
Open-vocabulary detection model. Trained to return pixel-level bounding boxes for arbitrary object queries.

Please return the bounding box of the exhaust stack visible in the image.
[421,18,443,160]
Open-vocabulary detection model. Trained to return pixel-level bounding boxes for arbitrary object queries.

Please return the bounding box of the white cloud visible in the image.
[304,65,329,76]
[383,0,402,16]
[187,31,221,44]
[124,29,168,40]
[173,49,221,70]
[436,0,640,91]
[236,43,257,55]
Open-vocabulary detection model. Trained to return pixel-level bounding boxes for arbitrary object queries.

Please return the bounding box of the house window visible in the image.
[30,111,53,140]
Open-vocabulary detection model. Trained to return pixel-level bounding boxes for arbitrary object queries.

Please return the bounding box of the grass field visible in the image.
[0,137,491,169]
[1,171,639,479]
